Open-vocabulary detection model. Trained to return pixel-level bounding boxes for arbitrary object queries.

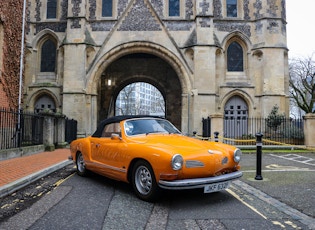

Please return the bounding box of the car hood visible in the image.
[128,134,234,156]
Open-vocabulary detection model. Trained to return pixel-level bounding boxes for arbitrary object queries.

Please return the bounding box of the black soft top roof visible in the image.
[92,115,163,137]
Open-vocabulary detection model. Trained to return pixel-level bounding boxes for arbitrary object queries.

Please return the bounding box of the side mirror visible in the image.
[111,133,121,140]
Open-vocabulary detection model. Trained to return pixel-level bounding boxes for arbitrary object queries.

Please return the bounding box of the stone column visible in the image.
[43,115,55,151]
[303,113,315,148]
[56,115,67,148]
[210,113,224,141]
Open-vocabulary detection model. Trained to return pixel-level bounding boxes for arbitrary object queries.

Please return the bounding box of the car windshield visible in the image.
[124,118,181,136]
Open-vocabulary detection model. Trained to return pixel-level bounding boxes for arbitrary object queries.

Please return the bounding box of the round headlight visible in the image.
[171,154,183,170]
[234,148,242,163]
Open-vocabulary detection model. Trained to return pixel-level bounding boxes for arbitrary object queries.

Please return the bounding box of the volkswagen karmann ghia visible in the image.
[70,116,242,201]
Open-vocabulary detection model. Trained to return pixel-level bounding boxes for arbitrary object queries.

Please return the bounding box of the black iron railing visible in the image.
[223,117,304,145]
[0,108,44,149]
[0,107,78,150]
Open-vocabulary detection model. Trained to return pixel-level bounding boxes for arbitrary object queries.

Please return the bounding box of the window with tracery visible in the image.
[227,41,243,72]
[40,39,56,72]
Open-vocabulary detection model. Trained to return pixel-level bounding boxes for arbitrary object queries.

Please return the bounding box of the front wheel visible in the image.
[76,152,88,176]
[131,160,160,202]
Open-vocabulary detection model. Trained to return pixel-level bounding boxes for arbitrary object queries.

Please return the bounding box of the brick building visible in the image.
[22,0,289,137]
[0,1,24,109]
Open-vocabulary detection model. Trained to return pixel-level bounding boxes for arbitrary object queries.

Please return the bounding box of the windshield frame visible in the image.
[123,118,181,137]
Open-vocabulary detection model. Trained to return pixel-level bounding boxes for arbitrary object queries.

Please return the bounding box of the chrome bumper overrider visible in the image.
[158,171,243,190]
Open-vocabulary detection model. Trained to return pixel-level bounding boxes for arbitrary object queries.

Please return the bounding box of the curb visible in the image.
[232,180,315,229]
[0,160,72,199]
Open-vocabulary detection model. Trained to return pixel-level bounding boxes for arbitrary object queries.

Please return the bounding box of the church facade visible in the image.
[23,0,289,137]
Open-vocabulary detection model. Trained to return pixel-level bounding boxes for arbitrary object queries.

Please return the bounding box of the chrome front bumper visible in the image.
[158,171,243,190]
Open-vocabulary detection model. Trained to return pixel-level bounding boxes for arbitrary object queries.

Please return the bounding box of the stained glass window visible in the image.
[227,41,243,71]
[40,39,56,72]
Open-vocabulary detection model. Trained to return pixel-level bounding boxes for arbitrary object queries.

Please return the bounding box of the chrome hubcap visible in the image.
[135,166,152,195]
[77,154,85,172]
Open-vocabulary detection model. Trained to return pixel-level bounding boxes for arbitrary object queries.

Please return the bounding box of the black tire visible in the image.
[131,160,160,202]
[76,152,88,176]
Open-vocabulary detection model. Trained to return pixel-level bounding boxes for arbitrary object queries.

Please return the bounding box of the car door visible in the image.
[90,122,127,180]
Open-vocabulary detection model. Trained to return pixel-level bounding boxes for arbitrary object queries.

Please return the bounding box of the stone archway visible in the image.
[98,53,182,129]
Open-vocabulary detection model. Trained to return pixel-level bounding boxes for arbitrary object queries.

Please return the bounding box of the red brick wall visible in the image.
[0,0,24,109]
[0,83,10,108]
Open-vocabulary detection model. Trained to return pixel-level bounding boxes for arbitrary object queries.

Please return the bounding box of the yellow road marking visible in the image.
[226,188,267,219]
[272,221,286,228]
[54,173,75,187]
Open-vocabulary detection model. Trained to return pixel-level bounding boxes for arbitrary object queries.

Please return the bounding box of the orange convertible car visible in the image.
[70,116,242,201]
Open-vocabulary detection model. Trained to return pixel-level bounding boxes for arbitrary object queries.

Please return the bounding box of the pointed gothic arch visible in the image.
[224,95,249,138]
[26,89,60,114]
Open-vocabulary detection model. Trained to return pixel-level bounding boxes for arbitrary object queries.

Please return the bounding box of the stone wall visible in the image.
[23,0,289,136]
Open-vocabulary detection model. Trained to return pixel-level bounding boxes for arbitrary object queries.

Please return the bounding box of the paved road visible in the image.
[239,153,315,219]
[1,153,314,229]
[0,174,284,230]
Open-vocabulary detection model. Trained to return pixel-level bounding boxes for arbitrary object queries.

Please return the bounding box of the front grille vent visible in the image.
[185,160,205,168]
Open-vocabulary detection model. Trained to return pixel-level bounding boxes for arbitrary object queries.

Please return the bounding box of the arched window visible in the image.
[40,39,56,72]
[169,0,180,17]
[227,41,243,72]
[47,0,57,19]
[102,0,113,17]
[227,0,237,17]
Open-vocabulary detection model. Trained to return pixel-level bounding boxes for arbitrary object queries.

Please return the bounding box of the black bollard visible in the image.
[255,133,263,180]
[214,132,219,142]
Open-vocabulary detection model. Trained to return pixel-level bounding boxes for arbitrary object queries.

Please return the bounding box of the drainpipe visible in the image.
[17,0,27,147]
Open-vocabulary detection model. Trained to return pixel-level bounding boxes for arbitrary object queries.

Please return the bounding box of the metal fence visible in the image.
[0,107,78,150]
[223,117,304,145]
[0,108,44,149]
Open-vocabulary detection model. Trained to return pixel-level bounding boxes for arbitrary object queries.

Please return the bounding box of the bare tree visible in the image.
[289,55,315,115]
[116,84,137,115]
[115,82,165,116]
[151,93,165,115]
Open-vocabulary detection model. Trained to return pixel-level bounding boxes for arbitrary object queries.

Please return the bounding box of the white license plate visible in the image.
[204,181,230,193]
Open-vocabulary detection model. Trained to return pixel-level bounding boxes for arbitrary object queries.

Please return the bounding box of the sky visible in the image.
[286,0,315,58]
